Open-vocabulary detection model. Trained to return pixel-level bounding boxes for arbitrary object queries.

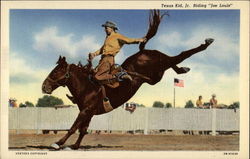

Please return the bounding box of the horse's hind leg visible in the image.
[170,38,214,66]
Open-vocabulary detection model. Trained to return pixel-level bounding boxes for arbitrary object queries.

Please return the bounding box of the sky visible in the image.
[9,9,240,107]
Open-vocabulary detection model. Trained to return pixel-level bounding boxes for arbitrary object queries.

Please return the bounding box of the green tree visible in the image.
[36,95,64,107]
[152,101,164,108]
[165,102,172,108]
[228,101,239,109]
[25,101,34,107]
[184,100,194,108]
[19,103,26,108]
[137,104,145,107]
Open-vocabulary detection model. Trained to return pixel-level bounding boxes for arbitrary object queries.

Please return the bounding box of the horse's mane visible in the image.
[68,63,92,76]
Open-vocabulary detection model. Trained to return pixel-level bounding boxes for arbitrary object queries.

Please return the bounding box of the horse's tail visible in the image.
[139,10,168,51]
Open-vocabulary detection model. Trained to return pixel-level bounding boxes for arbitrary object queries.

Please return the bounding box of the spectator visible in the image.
[196,96,210,135]
[9,98,18,108]
[125,102,136,113]
[196,96,209,108]
[210,94,218,108]
[196,96,204,108]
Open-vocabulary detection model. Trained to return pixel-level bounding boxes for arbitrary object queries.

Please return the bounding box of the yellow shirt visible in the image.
[94,32,140,56]
[196,99,203,107]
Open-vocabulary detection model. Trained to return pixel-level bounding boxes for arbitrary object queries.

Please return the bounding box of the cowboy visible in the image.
[89,21,146,83]
[67,21,146,105]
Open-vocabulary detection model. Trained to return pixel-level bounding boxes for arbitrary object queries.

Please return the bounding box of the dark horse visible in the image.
[42,10,214,150]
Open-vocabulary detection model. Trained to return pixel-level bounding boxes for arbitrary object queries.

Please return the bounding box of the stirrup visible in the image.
[121,74,132,81]
[115,72,132,81]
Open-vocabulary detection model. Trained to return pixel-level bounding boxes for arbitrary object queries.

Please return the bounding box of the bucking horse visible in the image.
[42,10,214,150]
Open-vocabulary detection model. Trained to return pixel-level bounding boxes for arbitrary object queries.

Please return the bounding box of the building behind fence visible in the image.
[9,107,239,135]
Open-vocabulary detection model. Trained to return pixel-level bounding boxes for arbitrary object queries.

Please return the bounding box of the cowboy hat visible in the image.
[102,21,118,30]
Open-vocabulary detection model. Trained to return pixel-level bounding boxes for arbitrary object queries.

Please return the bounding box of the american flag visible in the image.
[174,78,184,87]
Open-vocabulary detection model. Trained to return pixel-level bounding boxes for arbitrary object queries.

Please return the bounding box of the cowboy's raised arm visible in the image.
[118,33,146,44]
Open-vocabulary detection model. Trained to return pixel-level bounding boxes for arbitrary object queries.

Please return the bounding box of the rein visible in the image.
[46,64,71,87]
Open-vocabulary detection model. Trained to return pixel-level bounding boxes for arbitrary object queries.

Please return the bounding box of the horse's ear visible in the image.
[57,56,61,64]
[57,55,65,64]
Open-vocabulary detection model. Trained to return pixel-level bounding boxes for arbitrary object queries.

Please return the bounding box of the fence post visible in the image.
[16,108,20,134]
[212,108,216,136]
[36,107,41,134]
[144,108,149,135]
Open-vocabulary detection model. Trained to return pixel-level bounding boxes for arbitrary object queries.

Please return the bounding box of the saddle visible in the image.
[103,64,125,88]
[86,64,128,88]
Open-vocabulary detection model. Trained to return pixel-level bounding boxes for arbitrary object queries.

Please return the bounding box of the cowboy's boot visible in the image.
[103,97,113,112]
[100,86,113,112]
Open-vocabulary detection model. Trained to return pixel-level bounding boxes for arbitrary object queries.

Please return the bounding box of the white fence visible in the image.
[9,107,239,135]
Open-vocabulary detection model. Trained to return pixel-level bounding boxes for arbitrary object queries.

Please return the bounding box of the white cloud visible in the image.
[10,52,49,84]
[158,31,183,48]
[10,52,52,104]
[216,73,239,88]
[115,50,126,64]
[10,52,35,76]
[185,26,239,62]
[33,26,101,58]
[155,25,239,62]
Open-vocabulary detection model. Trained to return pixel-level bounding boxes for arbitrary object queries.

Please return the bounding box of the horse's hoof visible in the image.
[177,67,190,74]
[181,67,190,73]
[63,147,72,151]
[205,38,214,45]
[51,143,60,149]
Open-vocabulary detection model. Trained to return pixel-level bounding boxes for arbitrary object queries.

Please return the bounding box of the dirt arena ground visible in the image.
[9,131,239,151]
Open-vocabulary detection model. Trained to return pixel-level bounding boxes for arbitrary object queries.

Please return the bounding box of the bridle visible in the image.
[46,64,71,87]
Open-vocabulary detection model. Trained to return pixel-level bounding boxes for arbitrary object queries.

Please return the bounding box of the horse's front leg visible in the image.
[69,115,93,150]
[51,106,93,149]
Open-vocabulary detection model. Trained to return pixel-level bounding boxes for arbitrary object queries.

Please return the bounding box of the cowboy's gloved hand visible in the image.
[88,52,95,61]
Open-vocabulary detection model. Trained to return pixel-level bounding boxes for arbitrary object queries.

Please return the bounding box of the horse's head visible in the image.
[42,56,71,94]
